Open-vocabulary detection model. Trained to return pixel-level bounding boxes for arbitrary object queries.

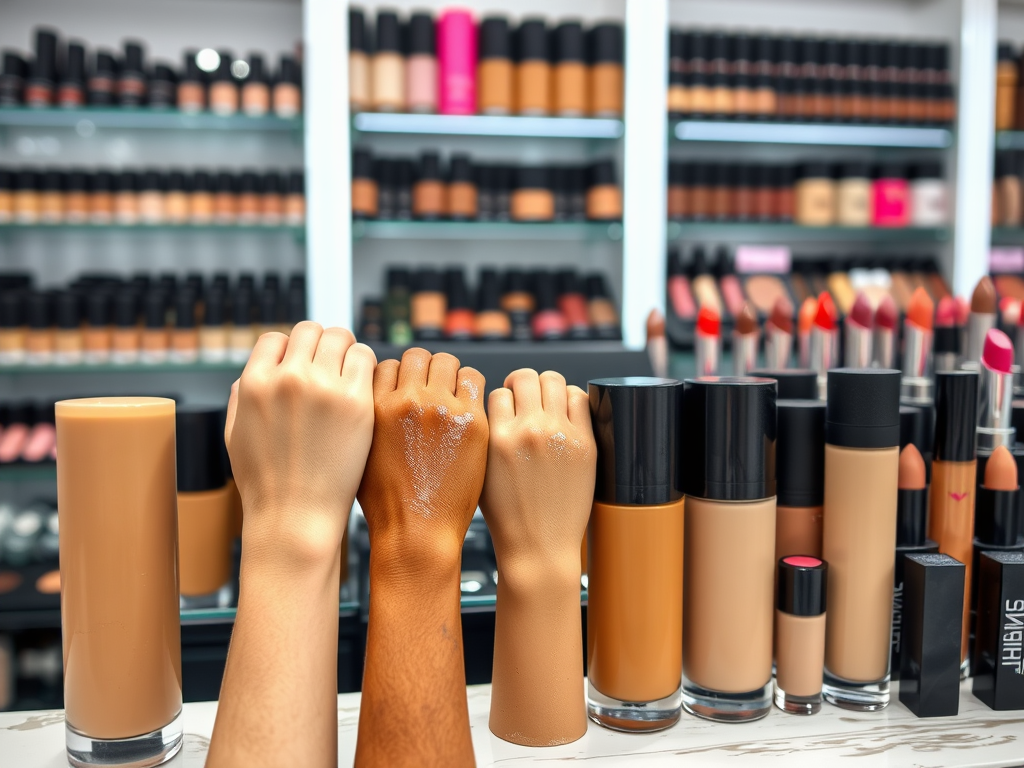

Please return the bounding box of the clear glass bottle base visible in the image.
[773,683,822,715]
[180,583,234,610]
[66,711,182,767]
[682,677,772,722]
[822,669,890,711]
[587,680,681,732]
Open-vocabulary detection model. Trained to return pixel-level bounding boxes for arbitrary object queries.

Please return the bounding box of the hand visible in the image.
[225,322,376,565]
[357,348,488,568]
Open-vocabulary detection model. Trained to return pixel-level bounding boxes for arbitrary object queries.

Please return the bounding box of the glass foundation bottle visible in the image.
[170,292,199,364]
[682,376,777,722]
[138,170,165,225]
[164,171,189,225]
[352,149,378,219]
[209,52,239,116]
[474,269,511,340]
[110,291,140,365]
[0,52,26,107]
[795,163,836,227]
[478,17,513,115]
[261,171,284,225]
[410,268,446,341]
[413,152,445,220]
[40,170,65,224]
[587,377,684,732]
[349,8,371,113]
[586,160,622,221]
[553,23,587,117]
[214,172,237,225]
[114,171,139,225]
[229,290,255,364]
[406,13,437,114]
[87,51,117,106]
[14,170,40,224]
[89,171,114,224]
[285,171,305,225]
[775,556,828,715]
[511,167,554,222]
[65,170,89,224]
[25,292,54,366]
[372,11,405,112]
[190,171,214,225]
[237,171,261,225]
[0,169,12,223]
[0,292,26,366]
[447,154,477,221]
[25,29,57,107]
[241,55,270,117]
[516,20,551,115]
[117,42,147,107]
[140,292,169,365]
[997,43,1017,132]
[837,162,871,227]
[199,290,228,363]
[53,292,84,366]
[178,51,206,113]
[273,56,302,119]
[148,66,177,110]
[83,292,111,365]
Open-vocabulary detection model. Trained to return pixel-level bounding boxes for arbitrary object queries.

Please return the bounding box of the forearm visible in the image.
[208,539,343,768]
[489,560,586,745]
[355,548,474,768]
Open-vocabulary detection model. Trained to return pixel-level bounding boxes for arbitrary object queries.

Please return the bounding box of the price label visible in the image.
[735,245,791,274]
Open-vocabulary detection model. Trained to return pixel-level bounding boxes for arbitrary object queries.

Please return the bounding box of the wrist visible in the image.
[495,555,582,601]
[241,505,349,574]
[368,534,464,592]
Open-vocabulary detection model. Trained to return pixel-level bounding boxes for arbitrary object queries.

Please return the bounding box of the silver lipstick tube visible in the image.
[695,330,721,377]
[900,320,933,406]
[965,311,996,369]
[764,327,792,370]
[844,322,873,368]
[873,327,896,369]
[798,330,811,369]
[810,325,835,400]
[732,331,759,375]
[977,359,1015,453]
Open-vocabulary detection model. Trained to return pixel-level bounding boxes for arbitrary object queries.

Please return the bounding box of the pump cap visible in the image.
[176,405,227,492]
[553,22,585,63]
[777,399,825,507]
[825,368,901,448]
[777,556,827,616]
[590,24,624,64]
[516,19,548,62]
[932,370,978,462]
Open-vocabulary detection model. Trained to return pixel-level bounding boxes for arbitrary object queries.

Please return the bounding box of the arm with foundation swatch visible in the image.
[355,348,488,768]
[481,369,595,746]
[207,323,377,768]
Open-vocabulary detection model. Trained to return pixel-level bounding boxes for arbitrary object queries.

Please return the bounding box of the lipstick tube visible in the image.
[972,552,1024,710]
[844,320,872,369]
[732,330,758,376]
[934,323,960,373]
[774,556,827,715]
[798,327,812,369]
[966,311,996,369]
[978,349,1015,455]
[682,377,777,722]
[587,378,683,732]
[764,324,792,370]
[929,370,978,672]
[810,325,834,401]
[901,319,933,403]
[695,322,720,377]
[822,368,901,711]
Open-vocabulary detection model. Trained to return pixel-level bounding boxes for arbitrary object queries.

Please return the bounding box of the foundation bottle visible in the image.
[190,171,214,225]
[178,51,206,113]
[996,154,1019,227]
[531,273,568,340]
[406,12,437,114]
[138,170,165,225]
[229,289,255,363]
[511,167,554,222]
[413,152,445,220]
[352,149,378,219]
[872,162,910,227]
[285,171,305,225]
[411,268,446,341]
[437,9,476,115]
[775,556,828,715]
[586,160,621,222]
[148,65,177,110]
[775,399,826,562]
[240,55,270,117]
[25,292,53,366]
[837,162,871,227]
[689,72,713,118]
[795,163,836,227]
[111,291,140,365]
[199,289,228,363]
[478,17,513,115]
[53,291,83,366]
[384,268,413,345]
[0,52,26,107]
[552,22,587,117]
[499,269,533,341]
[667,161,687,220]
[83,292,112,365]
[557,270,592,340]
[177,406,234,609]
[117,42,147,107]
[56,397,182,765]
[214,171,237,225]
[261,171,284,224]
[447,154,477,221]
[911,162,947,227]
[0,292,26,366]
[237,171,261,225]
[14,170,40,224]
[65,170,89,224]
[140,292,168,365]
[997,43,1017,132]
[516,20,551,116]
[776,165,796,222]
[349,8,371,113]
[273,56,302,119]
[667,31,688,117]
[25,30,57,107]
[372,11,404,112]
[164,171,189,224]
[586,274,620,340]
[39,170,64,224]
[822,368,901,711]
[89,171,114,225]
[442,269,474,341]
[0,169,12,223]
[209,52,239,116]
[589,24,624,118]
[114,171,139,225]
[170,292,199,364]
[473,269,510,340]
[587,377,684,731]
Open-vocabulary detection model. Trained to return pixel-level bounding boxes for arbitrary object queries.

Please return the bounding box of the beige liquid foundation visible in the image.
[821,368,901,710]
[56,397,182,767]
[682,376,777,722]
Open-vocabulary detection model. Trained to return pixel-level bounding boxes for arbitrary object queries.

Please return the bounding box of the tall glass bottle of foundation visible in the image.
[349,8,371,113]
[177,406,234,610]
[372,11,405,112]
[822,368,901,710]
[553,22,587,117]
[587,377,683,731]
[775,399,826,562]
[57,397,182,767]
[589,24,624,118]
[516,20,551,115]
[775,556,828,715]
[682,376,777,722]
[478,17,513,115]
[406,13,437,114]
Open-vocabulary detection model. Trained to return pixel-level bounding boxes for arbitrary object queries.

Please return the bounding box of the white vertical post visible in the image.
[622,0,668,350]
[305,0,351,329]
[953,0,997,298]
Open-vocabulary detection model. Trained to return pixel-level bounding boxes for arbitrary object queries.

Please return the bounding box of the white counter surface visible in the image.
[2,681,1023,767]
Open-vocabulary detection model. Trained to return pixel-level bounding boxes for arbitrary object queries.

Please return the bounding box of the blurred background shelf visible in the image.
[352,220,622,241]
[0,224,304,236]
[990,227,1024,244]
[0,465,56,483]
[0,362,245,375]
[666,222,951,242]
[0,107,301,132]
[671,120,954,148]
[995,130,1024,150]
[352,112,623,139]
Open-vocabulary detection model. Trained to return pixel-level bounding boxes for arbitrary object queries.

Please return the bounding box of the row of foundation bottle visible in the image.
[0,403,56,465]
[360,266,621,345]
[668,30,955,124]
[0,167,305,227]
[0,29,301,118]
[0,272,305,367]
[993,152,1024,227]
[352,149,621,223]
[349,8,623,118]
[668,160,946,227]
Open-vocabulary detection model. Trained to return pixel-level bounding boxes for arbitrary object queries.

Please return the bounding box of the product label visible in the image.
[735,245,791,274]
[990,247,1024,273]
[1004,599,1024,674]
[891,581,903,657]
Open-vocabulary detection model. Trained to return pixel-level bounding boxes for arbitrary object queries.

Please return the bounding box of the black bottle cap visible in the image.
[27,291,51,329]
[54,291,80,329]
[445,268,471,311]
[278,55,301,85]
[669,30,686,62]
[477,269,502,311]
[0,291,25,328]
[557,269,584,297]
[16,169,38,191]
[143,291,166,328]
[800,162,832,180]
[933,370,978,462]
[553,22,585,64]
[588,159,616,188]
[140,169,164,192]
[825,369,901,449]
[151,63,176,84]
[776,399,825,508]
[777,555,827,616]
[33,29,58,81]
[182,50,204,82]
[682,377,777,501]
[85,290,109,326]
[232,288,252,325]
[376,11,402,54]
[245,54,266,84]
[215,171,235,193]
[113,290,138,327]
[449,154,473,184]
[287,285,306,324]
[350,8,368,52]
[351,149,375,181]
[211,50,233,82]
[176,405,227,492]
[41,170,64,192]
[63,43,86,83]
[517,19,548,62]
[259,286,280,324]
[192,170,212,193]
[516,166,548,190]
[533,272,559,313]
[876,161,905,180]
[733,33,752,63]
[2,51,26,78]
[258,170,279,194]
[408,13,435,56]
[95,50,118,76]
[86,169,110,191]
[589,377,683,506]
[238,171,261,194]
[840,161,870,179]
[414,267,443,294]
[287,170,304,194]
[748,369,817,400]
[165,170,188,192]
[123,41,145,73]
[480,17,511,60]
[418,151,442,181]
[115,170,137,192]
[175,291,196,329]
[387,267,411,292]
[976,483,1021,547]
[911,162,943,180]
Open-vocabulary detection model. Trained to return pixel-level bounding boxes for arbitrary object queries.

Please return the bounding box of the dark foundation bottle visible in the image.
[148,65,177,110]
[118,41,148,107]
[0,52,26,106]
[88,51,118,106]
[668,30,688,118]
[413,151,446,221]
[351,148,378,220]
[711,164,732,222]
[25,29,58,107]
[57,42,86,108]
[691,163,711,221]
[447,154,477,221]
[395,159,414,221]
[553,22,587,118]
[375,159,396,221]
[443,268,475,341]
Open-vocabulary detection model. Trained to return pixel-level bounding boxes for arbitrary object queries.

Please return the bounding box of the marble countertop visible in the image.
[2,681,1023,767]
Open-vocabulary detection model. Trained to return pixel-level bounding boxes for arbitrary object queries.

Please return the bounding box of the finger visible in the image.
[539,370,568,416]
[246,331,289,371]
[504,368,542,415]
[341,342,378,392]
[282,321,324,366]
[224,379,240,446]
[427,352,461,395]
[456,367,486,411]
[488,387,515,422]
[567,385,592,428]
[313,326,356,375]
[373,359,400,399]
[396,347,432,390]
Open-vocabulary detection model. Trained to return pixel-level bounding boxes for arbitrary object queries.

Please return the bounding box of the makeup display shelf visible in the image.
[0,223,304,237]
[996,130,1024,150]
[0,107,301,133]
[352,112,623,139]
[352,220,622,242]
[0,465,56,482]
[666,222,950,242]
[990,226,1024,245]
[672,119,954,148]
[0,362,245,375]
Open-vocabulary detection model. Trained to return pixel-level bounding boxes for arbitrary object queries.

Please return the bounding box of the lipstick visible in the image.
[844,292,873,368]
[902,287,934,411]
[978,328,1015,456]
[873,295,898,369]
[965,276,997,369]
[764,297,794,370]
[810,292,836,400]
[733,302,759,376]
[797,297,817,370]
[647,308,668,379]
[934,296,960,373]
[973,445,1024,613]
[695,305,721,376]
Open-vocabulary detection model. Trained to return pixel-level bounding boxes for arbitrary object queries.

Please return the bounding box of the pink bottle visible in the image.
[437,9,477,115]
[872,163,910,227]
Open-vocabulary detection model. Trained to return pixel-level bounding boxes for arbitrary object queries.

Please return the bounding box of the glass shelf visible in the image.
[352,112,623,139]
[180,601,360,626]
[991,227,1024,245]
[353,220,622,241]
[672,119,953,148]
[667,222,950,242]
[0,464,56,482]
[0,223,304,236]
[996,131,1024,150]
[0,106,301,132]
[0,361,244,375]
